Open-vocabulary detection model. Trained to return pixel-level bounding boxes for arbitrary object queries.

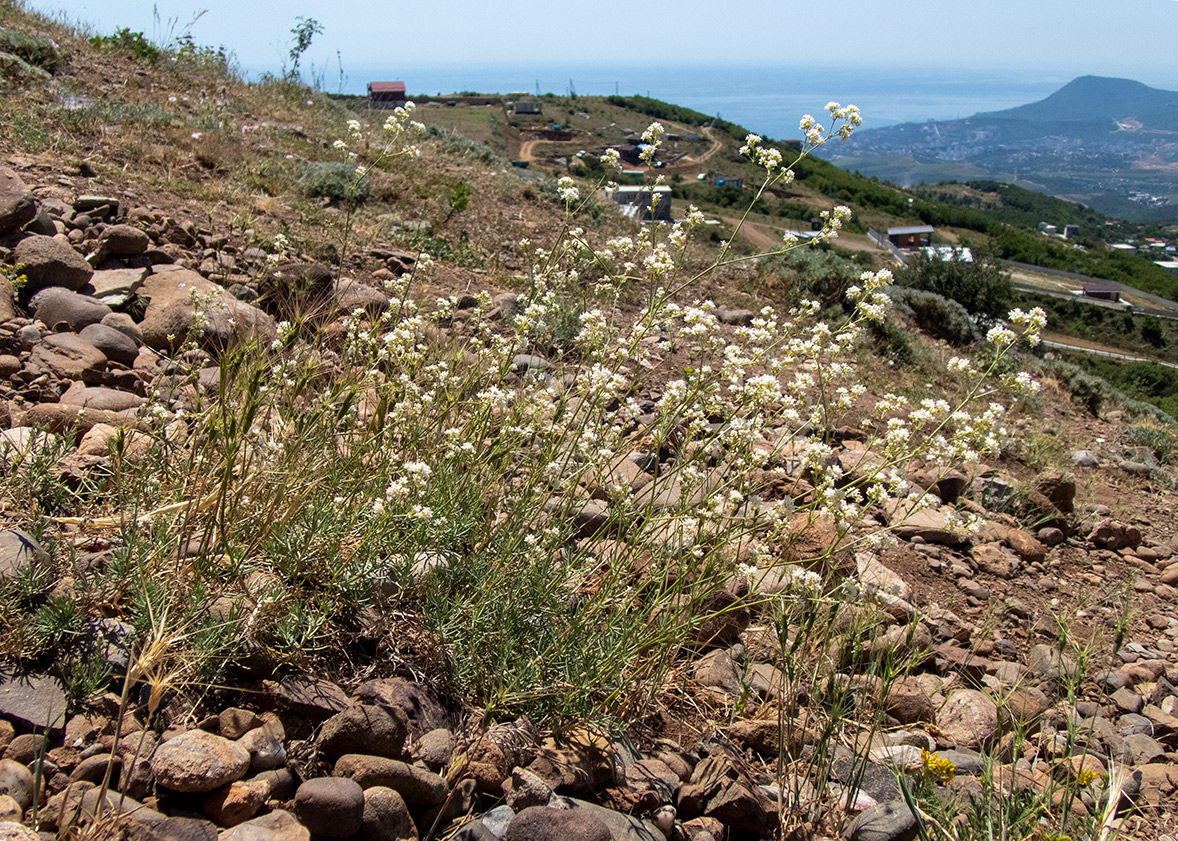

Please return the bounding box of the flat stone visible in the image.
[843,800,918,841]
[885,502,968,545]
[59,384,146,412]
[0,529,50,583]
[26,332,106,382]
[82,267,147,308]
[21,404,147,441]
[0,665,66,735]
[333,755,447,805]
[218,809,309,841]
[254,674,348,721]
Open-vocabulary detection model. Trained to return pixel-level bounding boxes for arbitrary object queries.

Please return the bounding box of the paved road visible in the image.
[1041,339,1178,370]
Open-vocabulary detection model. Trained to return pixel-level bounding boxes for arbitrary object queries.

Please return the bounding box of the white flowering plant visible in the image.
[77,100,1049,752]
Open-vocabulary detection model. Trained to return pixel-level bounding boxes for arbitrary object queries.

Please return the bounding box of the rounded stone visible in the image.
[0,821,40,841]
[504,805,611,841]
[79,323,140,366]
[13,235,93,293]
[294,776,365,838]
[318,704,407,759]
[0,760,34,810]
[150,729,250,793]
[361,786,416,841]
[99,224,150,256]
[936,689,999,751]
[30,289,112,332]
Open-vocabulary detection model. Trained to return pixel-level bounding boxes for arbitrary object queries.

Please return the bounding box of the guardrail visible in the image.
[866,229,912,265]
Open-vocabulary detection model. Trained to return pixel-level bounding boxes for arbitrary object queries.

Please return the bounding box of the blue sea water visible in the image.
[326,63,1076,138]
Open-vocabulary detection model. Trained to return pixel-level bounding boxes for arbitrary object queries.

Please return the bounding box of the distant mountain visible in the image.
[817,76,1178,222]
[975,75,1178,127]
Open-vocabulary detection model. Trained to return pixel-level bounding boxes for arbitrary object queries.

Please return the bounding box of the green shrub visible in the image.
[89,28,160,64]
[886,286,977,346]
[895,251,1011,322]
[0,26,64,72]
[299,161,370,204]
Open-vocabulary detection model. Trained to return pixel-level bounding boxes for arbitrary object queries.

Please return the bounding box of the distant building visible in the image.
[367,81,406,109]
[1110,243,1138,254]
[1041,224,1058,236]
[514,101,542,115]
[1156,260,1178,275]
[1063,224,1080,239]
[606,185,672,222]
[1082,284,1121,302]
[886,225,934,249]
[613,144,642,166]
[715,176,743,189]
[685,132,701,141]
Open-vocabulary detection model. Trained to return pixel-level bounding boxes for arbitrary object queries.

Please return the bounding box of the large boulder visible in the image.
[137,269,276,353]
[13,235,92,293]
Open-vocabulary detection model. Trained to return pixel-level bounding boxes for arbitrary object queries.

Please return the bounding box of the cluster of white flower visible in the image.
[557,176,580,206]
[639,122,665,164]
[599,148,622,173]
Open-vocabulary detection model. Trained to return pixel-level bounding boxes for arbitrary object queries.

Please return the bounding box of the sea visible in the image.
[321,63,1087,138]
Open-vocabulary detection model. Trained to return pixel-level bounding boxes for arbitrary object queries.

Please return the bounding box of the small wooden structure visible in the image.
[368,81,406,109]
[1082,284,1121,302]
[887,225,934,249]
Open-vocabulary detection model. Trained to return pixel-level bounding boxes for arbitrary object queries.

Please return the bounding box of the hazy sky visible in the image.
[48,0,1178,83]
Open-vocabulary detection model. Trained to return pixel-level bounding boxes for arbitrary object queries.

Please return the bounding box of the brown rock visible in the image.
[219,809,309,841]
[884,677,935,724]
[150,729,250,793]
[21,404,148,442]
[353,678,455,738]
[13,235,92,293]
[31,289,111,332]
[729,719,802,757]
[295,776,365,838]
[319,703,408,759]
[26,332,106,382]
[202,778,269,827]
[936,689,999,751]
[254,674,349,721]
[504,805,611,841]
[0,167,36,236]
[361,785,418,841]
[59,384,146,413]
[97,224,150,257]
[332,755,447,805]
